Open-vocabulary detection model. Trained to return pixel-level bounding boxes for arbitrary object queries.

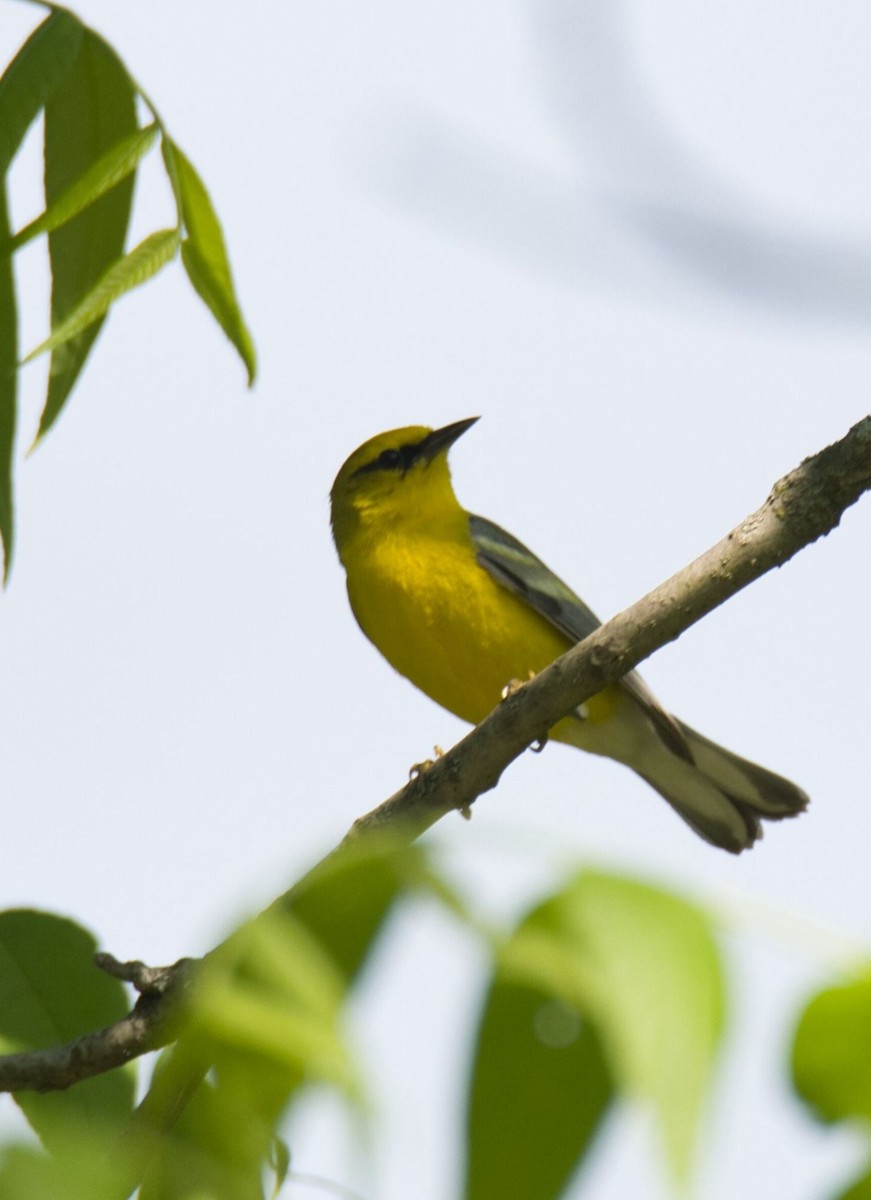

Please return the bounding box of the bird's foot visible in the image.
[501,670,536,701]
[408,745,445,780]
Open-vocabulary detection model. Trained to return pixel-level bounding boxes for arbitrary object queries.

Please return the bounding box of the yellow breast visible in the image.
[345,520,612,732]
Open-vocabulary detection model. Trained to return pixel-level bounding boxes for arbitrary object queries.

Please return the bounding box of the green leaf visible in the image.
[134,842,414,1197]
[190,909,358,1096]
[137,905,365,1200]
[268,1136,291,1200]
[464,978,612,1200]
[282,838,419,984]
[0,1135,129,1200]
[0,178,17,582]
[792,973,871,1124]
[836,1168,871,1200]
[24,228,180,362]
[0,910,135,1153]
[0,11,83,173]
[501,870,725,1183]
[162,138,256,384]
[8,123,159,253]
[137,1072,268,1200]
[38,27,137,443]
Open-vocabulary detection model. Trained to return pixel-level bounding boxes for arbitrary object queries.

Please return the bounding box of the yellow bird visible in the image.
[330,418,808,852]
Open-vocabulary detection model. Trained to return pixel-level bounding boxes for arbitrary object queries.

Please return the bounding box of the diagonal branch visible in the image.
[0,414,868,1095]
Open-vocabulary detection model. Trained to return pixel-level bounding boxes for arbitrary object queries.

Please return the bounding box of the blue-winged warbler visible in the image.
[330,418,808,852]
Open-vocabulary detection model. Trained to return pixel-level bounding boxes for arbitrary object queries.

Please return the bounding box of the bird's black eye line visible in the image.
[353,442,421,478]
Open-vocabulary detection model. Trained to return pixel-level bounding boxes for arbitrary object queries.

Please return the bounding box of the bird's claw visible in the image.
[501,670,536,701]
[408,745,445,780]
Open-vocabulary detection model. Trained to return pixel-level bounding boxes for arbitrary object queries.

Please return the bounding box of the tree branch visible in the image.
[0,955,195,1093]
[1,414,868,1095]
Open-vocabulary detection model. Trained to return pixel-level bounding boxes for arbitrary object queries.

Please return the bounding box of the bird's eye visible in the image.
[379,448,403,470]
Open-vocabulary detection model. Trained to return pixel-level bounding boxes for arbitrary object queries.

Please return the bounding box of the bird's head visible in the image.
[330,418,479,550]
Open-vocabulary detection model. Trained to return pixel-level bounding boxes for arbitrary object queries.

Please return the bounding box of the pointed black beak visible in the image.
[419,416,479,463]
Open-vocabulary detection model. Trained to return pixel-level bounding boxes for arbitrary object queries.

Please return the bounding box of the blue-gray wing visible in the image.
[469,513,602,643]
[469,514,691,761]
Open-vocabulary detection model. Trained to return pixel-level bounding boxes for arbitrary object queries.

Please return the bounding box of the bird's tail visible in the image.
[635,720,809,853]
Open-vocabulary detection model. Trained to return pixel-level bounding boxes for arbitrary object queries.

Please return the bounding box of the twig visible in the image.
[0,956,195,1092]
